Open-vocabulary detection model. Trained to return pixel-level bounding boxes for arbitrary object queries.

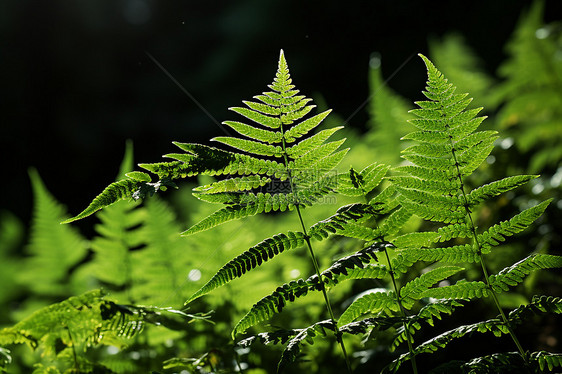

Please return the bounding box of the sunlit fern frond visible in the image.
[339,266,462,326]
[231,243,388,337]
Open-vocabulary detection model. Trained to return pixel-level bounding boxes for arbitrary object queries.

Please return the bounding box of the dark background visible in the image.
[2,0,561,230]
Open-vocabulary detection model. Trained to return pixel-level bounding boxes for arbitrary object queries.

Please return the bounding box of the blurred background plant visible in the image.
[1,0,561,372]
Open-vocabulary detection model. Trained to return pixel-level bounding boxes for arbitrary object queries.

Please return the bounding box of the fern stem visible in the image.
[279,124,352,373]
[65,325,79,371]
[296,205,352,373]
[449,136,529,364]
[382,244,419,374]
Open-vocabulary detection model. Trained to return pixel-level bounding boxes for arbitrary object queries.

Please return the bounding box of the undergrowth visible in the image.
[1,4,561,372]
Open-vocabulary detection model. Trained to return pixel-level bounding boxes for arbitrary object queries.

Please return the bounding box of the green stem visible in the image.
[449,137,528,364]
[360,184,418,374]
[65,325,79,371]
[295,205,352,373]
[382,249,419,374]
[279,125,352,373]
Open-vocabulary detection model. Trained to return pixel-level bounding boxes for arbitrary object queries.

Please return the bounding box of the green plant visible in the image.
[381,55,562,373]
[2,42,560,373]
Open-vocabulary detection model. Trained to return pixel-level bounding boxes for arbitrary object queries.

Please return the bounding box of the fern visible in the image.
[232,243,387,337]
[386,296,562,373]
[495,0,562,172]
[386,53,562,371]
[18,169,88,297]
[0,289,203,373]
[339,266,463,326]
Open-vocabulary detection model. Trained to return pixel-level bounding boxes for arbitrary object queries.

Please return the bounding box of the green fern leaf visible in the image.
[338,289,398,327]
[489,254,562,293]
[383,318,507,373]
[232,278,319,338]
[532,351,562,372]
[285,126,343,158]
[62,178,147,224]
[229,106,282,129]
[478,199,552,251]
[212,136,284,157]
[193,175,272,194]
[277,320,335,373]
[466,175,537,207]
[399,266,463,308]
[393,222,472,248]
[508,295,562,324]
[283,110,332,142]
[379,207,414,237]
[21,169,88,295]
[307,203,380,241]
[391,299,464,350]
[422,279,488,299]
[337,162,390,197]
[222,120,282,144]
[399,243,480,264]
[186,232,306,304]
[233,244,388,337]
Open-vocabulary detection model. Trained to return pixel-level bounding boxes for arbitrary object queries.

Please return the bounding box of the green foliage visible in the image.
[3,14,562,372]
[382,54,562,373]
[0,290,201,373]
[19,169,88,297]
[495,0,562,172]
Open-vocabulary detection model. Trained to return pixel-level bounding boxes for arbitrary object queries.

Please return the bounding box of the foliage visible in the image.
[1,6,561,372]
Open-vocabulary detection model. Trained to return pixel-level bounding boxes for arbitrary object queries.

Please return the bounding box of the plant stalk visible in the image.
[279,124,352,373]
[295,205,352,373]
[450,138,529,364]
[383,248,419,374]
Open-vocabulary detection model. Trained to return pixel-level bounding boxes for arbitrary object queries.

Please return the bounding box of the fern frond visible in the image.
[277,320,335,373]
[391,299,464,351]
[232,278,319,338]
[509,295,562,321]
[399,266,463,308]
[338,289,398,327]
[283,110,332,142]
[337,163,390,197]
[193,175,272,194]
[488,254,562,293]
[232,244,388,337]
[171,143,287,177]
[397,189,466,224]
[320,244,388,286]
[422,279,488,299]
[379,207,414,238]
[212,136,283,157]
[307,203,380,241]
[186,232,306,304]
[181,194,294,236]
[393,222,472,248]
[21,169,88,295]
[285,126,343,158]
[383,318,507,373]
[478,199,552,251]
[339,316,405,336]
[222,120,281,144]
[62,177,163,224]
[183,174,338,236]
[398,243,480,264]
[0,290,109,350]
[532,351,562,372]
